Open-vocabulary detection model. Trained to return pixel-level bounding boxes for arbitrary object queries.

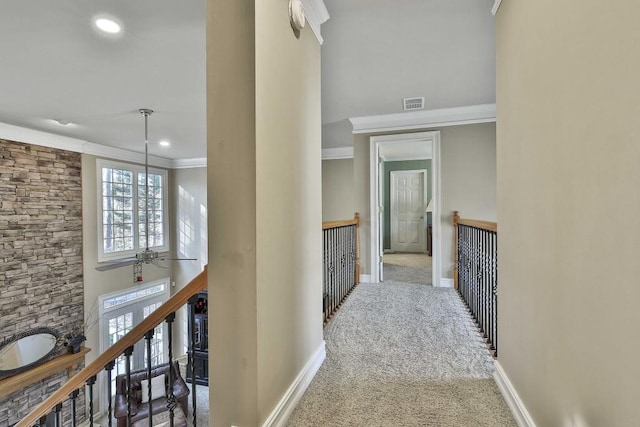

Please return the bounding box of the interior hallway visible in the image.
[383,253,432,285]
[287,263,515,426]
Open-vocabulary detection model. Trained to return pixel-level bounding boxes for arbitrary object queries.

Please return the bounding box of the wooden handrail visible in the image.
[17,266,208,427]
[457,218,497,233]
[322,218,358,230]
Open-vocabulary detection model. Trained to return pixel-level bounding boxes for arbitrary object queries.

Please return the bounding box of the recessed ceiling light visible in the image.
[159,140,170,147]
[94,17,122,34]
[55,119,71,126]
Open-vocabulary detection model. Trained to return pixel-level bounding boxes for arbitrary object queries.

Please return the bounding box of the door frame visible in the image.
[389,169,427,253]
[369,131,442,286]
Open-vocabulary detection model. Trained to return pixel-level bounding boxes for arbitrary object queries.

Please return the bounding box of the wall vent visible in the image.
[403,97,425,111]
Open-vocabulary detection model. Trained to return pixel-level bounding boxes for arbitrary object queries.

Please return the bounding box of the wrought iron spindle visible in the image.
[52,403,62,427]
[87,375,96,426]
[145,329,154,427]
[105,361,115,427]
[124,346,134,427]
[165,313,177,427]
[69,389,79,427]
[188,295,198,427]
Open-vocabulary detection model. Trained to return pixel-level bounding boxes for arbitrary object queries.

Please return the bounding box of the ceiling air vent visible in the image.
[403,97,425,111]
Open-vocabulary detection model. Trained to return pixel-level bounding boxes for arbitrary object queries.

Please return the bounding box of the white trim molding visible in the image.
[349,104,496,135]
[439,278,454,288]
[359,274,372,283]
[300,0,330,44]
[494,361,537,427]
[0,121,207,169]
[171,157,207,169]
[322,146,353,160]
[262,341,326,427]
[492,0,503,15]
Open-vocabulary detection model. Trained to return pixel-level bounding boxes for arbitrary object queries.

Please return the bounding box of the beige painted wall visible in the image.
[353,123,496,278]
[170,167,208,354]
[322,158,355,221]
[81,154,171,377]
[497,2,640,426]
[441,123,496,277]
[207,0,323,425]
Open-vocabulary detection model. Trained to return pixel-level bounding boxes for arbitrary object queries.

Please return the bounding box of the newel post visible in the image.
[453,211,460,290]
[355,212,360,284]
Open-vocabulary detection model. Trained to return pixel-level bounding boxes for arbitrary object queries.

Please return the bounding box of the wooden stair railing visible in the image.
[322,213,360,324]
[454,211,498,356]
[17,265,208,427]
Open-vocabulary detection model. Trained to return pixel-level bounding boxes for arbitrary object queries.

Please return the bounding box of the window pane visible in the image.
[102,167,134,254]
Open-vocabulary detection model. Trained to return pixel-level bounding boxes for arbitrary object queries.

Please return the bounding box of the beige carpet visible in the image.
[383,253,432,285]
[287,277,515,426]
[383,253,431,269]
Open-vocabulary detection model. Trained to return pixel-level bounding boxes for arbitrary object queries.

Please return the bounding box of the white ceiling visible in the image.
[321,0,496,148]
[0,1,495,158]
[0,1,206,160]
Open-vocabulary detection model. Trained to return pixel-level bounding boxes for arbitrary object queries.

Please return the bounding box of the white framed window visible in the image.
[98,278,170,406]
[97,159,169,261]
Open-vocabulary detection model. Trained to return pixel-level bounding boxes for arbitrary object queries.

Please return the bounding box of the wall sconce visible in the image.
[289,0,306,38]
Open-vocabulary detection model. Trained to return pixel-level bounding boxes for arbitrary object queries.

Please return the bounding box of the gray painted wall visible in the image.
[383,160,431,250]
[322,0,495,147]
[353,122,496,278]
[322,158,355,221]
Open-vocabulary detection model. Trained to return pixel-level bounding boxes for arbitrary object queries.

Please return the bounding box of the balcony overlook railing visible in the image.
[16,266,208,427]
[454,212,498,356]
[322,213,360,325]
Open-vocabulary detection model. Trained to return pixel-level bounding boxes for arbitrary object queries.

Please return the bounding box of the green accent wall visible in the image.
[383,160,432,250]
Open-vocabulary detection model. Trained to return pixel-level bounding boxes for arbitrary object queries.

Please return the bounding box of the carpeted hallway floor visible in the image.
[287,278,516,426]
[383,253,432,285]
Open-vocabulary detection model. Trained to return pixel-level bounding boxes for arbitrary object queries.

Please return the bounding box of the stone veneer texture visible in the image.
[0,139,85,426]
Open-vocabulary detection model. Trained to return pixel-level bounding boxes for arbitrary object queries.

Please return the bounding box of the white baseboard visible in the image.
[360,274,372,283]
[261,341,326,427]
[494,361,536,427]
[439,278,454,288]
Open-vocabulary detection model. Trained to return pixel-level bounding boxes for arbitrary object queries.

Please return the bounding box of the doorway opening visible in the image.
[369,131,441,286]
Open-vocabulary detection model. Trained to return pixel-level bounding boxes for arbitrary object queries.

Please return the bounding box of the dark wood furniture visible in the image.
[114,361,189,427]
[187,291,209,386]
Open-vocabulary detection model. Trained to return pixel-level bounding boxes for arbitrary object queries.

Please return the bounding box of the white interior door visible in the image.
[390,170,426,253]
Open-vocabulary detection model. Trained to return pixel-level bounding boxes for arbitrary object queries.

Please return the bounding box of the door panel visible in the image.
[391,170,426,253]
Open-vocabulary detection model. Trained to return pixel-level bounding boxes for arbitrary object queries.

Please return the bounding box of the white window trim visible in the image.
[97,158,170,262]
[98,278,170,412]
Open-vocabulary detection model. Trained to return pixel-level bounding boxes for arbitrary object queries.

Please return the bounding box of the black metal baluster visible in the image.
[69,389,79,427]
[105,361,115,427]
[53,403,62,427]
[166,313,177,427]
[39,415,47,427]
[494,231,498,356]
[188,295,198,427]
[87,375,96,426]
[124,346,134,427]
[145,329,154,427]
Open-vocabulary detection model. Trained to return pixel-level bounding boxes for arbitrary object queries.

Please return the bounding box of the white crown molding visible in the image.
[0,121,86,153]
[301,0,330,44]
[492,0,503,15]
[83,141,171,168]
[171,157,207,169]
[494,361,537,427]
[0,121,208,169]
[322,146,353,160]
[349,104,496,135]
[261,341,326,427]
